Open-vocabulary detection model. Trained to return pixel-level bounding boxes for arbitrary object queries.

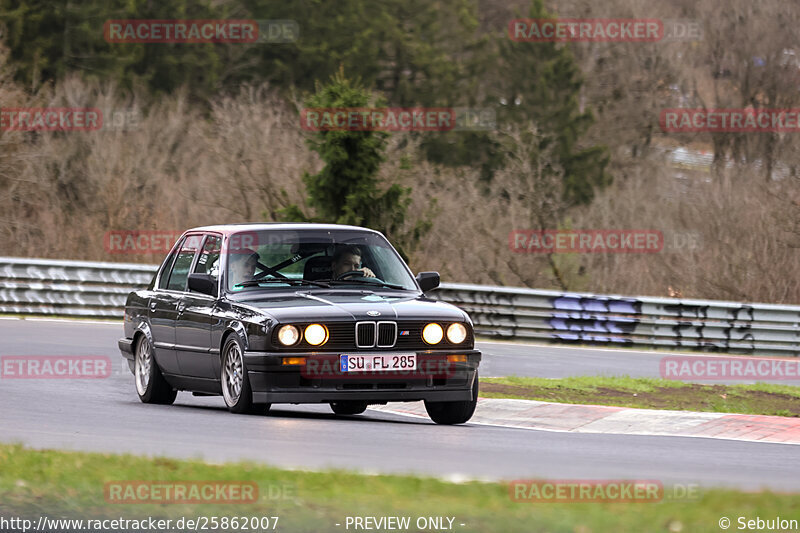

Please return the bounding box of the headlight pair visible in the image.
[277,324,328,346]
[423,322,468,345]
[278,322,468,347]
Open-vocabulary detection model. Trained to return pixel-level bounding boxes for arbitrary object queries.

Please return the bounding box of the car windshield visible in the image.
[224,228,418,292]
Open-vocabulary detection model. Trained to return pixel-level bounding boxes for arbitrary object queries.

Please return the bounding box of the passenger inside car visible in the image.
[229,249,260,288]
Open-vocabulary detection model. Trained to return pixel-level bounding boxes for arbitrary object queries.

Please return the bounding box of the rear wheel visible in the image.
[424,372,478,425]
[330,401,368,415]
[134,335,177,405]
[221,335,270,415]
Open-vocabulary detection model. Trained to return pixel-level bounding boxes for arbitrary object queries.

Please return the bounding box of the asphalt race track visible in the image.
[1,318,799,491]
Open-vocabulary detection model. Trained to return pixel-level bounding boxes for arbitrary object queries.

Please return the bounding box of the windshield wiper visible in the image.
[235,279,330,288]
[319,278,408,290]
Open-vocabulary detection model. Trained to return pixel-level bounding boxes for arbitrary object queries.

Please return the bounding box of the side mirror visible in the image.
[188,273,217,297]
[415,271,440,292]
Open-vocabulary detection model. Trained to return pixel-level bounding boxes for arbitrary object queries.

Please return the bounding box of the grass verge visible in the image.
[1,444,799,533]
[480,376,800,417]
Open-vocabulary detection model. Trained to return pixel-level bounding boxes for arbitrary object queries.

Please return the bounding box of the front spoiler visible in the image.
[118,337,134,359]
[244,349,480,404]
[250,387,475,404]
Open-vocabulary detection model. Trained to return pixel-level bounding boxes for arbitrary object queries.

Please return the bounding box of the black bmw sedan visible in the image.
[118,223,481,424]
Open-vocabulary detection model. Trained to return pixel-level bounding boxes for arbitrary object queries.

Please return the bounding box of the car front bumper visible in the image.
[243,349,481,404]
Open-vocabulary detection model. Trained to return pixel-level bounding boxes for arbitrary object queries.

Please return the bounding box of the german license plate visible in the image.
[340,354,417,372]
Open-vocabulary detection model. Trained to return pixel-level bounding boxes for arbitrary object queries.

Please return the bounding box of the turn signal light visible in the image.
[447,355,467,363]
[281,357,307,366]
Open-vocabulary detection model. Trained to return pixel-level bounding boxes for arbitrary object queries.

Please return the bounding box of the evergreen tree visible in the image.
[0,0,228,94]
[239,0,479,106]
[495,0,611,205]
[281,70,428,256]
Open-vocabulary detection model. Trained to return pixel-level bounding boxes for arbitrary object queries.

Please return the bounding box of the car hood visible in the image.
[232,290,469,323]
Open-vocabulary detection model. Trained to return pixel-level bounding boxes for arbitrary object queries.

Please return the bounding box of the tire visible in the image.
[134,335,177,405]
[221,335,270,415]
[424,372,479,425]
[330,401,368,415]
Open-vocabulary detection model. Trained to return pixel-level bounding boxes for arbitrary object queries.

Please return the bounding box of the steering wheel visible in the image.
[336,270,366,280]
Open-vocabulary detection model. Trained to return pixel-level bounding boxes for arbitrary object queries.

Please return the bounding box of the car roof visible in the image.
[186,223,383,236]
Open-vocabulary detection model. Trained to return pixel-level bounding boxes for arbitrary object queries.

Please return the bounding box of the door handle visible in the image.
[149,301,157,311]
[177,303,186,314]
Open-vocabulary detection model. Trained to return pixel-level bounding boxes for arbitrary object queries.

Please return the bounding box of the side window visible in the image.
[157,241,183,290]
[193,235,222,281]
[166,235,203,292]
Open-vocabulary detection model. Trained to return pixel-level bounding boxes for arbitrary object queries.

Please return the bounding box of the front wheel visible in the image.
[221,335,270,415]
[134,335,177,405]
[424,372,478,425]
[330,401,368,415]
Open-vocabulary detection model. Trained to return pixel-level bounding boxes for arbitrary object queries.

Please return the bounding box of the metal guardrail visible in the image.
[434,283,800,357]
[0,257,156,318]
[1,257,798,356]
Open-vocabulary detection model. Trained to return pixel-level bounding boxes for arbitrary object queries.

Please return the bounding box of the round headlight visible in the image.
[422,323,444,344]
[277,325,300,346]
[304,324,329,346]
[446,323,468,344]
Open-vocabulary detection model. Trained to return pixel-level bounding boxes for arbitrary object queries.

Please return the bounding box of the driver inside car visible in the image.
[229,249,260,288]
[331,245,375,279]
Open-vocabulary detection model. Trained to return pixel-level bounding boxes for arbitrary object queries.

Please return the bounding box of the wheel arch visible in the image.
[219,320,249,360]
[132,321,154,351]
